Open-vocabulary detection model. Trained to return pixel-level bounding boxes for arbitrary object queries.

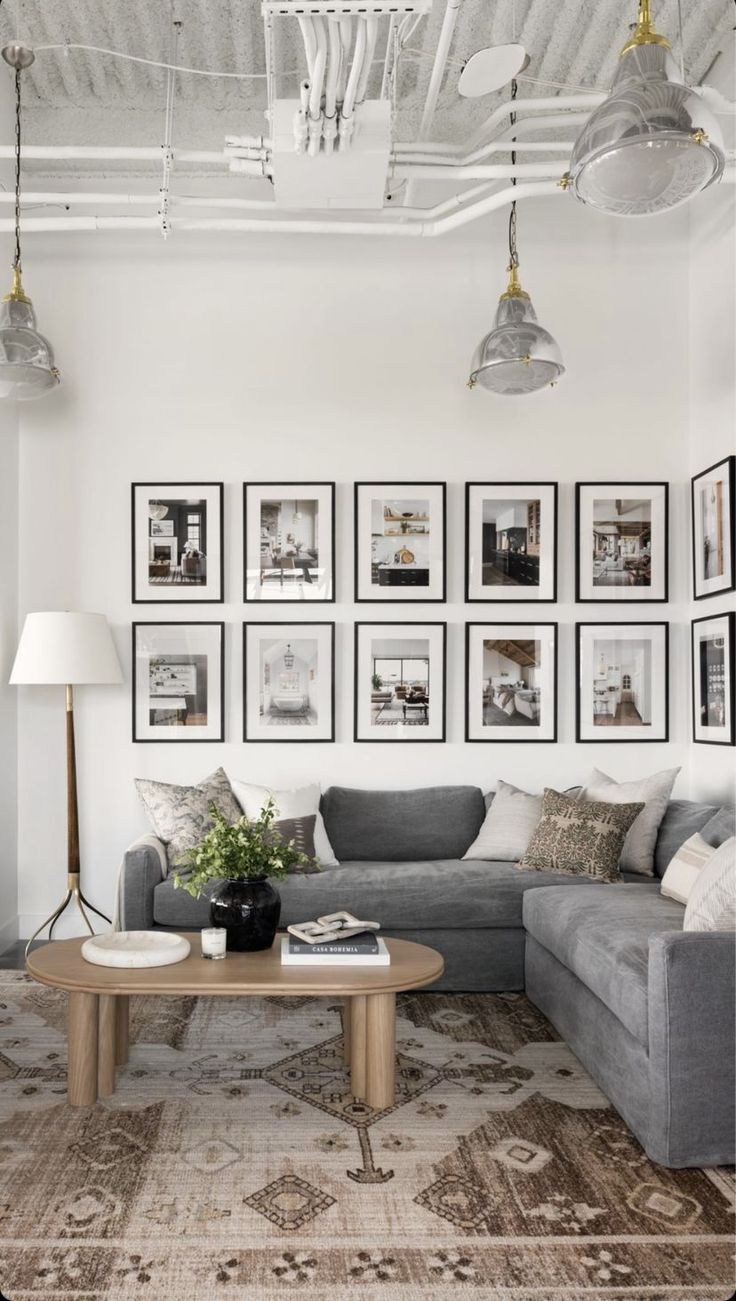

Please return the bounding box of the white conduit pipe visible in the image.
[0,182,561,237]
[337,17,352,106]
[297,16,317,77]
[393,112,593,156]
[0,145,231,164]
[339,17,366,150]
[395,142,576,164]
[464,93,605,151]
[323,19,342,151]
[308,17,328,156]
[404,0,461,208]
[393,161,570,180]
[356,16,379,105]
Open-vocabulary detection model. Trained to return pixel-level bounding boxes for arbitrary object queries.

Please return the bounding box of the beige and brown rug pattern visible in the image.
[0,972,733,1300]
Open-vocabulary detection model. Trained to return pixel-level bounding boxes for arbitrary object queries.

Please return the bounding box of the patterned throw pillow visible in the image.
[519,788,645,883]
[135,767,242,869]
[269,815,320,874]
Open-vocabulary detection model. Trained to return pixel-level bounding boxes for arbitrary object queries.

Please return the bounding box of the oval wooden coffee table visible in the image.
[27,934,444,1110]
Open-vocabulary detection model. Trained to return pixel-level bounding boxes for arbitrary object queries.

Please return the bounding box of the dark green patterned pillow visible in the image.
[519,788,645,883]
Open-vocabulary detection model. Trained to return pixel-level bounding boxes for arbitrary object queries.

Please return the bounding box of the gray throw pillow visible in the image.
[519,788,645,883]
[580,766,679,876]
[135,767,242,869]
[463,780,542,861]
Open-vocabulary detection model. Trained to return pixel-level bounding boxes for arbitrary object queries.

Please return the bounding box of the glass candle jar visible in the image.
[201,927,227,960]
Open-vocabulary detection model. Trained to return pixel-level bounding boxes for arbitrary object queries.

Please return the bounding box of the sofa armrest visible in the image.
[647,930,735,1167]
[117,837,166,930]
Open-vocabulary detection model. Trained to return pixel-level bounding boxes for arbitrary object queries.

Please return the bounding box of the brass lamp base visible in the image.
[24,872,111,957]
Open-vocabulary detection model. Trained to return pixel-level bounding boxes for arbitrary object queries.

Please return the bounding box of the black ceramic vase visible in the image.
[209,878,281,952]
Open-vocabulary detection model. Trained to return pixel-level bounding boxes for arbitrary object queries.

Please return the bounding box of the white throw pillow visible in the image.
[230,779,339,867]
[579,766,679,876]
[684,837,736,932]
[462,780,542,862]
[660,831,718,905]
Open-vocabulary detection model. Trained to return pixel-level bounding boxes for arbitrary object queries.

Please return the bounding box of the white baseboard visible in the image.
[0,914,19,952]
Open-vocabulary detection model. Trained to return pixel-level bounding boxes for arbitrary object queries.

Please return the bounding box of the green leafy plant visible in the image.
[371,672,383,691]
[172,798,314,898]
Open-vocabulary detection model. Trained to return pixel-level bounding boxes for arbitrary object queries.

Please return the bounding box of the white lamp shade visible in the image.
[10,611,123,685]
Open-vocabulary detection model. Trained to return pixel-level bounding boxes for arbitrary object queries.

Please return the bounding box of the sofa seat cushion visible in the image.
[523,883,686,1047]
[152,859,624,932]
[320,786,485,862]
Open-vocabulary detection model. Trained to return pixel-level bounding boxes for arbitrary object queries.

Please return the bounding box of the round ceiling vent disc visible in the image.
[458,44,529,98]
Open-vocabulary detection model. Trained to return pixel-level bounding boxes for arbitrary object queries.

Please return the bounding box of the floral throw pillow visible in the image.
[135,767,242,870]
[519,787,645,883]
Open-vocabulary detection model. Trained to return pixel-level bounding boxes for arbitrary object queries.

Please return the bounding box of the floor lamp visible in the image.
[10,612,123,955]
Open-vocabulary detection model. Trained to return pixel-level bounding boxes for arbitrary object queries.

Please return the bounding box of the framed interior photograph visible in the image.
[575,482,668,602]
[354,622,446,741]
[244,482,335,602]
[132,622,224,742]
[354,482,446,602]
[576,622,669,742]
[692,611,734,746]
[243,622,335,742]
[465,483,557,602]
[691,455,735,600]
[465,623,557,742]
[132,483,223,603]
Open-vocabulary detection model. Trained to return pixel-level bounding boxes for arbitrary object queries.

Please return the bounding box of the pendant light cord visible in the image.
[508,77,518,270]
[13,68,22,273]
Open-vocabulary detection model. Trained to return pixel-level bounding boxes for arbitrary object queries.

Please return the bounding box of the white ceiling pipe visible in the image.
[381,13,396,99]
[464,93,605,152]
[393,161,568,180]
[224,134,272,151]
[297,15,318,77]
[0,182,560,237]
[0,145,231,164]
[337,17,353,105]
[339,16,367,149]
[356,16,379,105]
[395,142,575,164]
[403,0,462,208]
[323,19,342,150]
[393,112,592,156]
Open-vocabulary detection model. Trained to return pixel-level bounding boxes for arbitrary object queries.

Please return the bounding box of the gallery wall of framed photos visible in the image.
[126,469,733,752]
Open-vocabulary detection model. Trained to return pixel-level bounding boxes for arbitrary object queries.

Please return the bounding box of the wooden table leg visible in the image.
[115,995,130,1066]
[98,995,117,1098]
[342,997,352,1065]
[365,992,396,1110]
[350,995,367,1100]
[68,992,99,1106]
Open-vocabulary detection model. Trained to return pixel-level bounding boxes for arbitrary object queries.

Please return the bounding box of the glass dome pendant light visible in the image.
[564,0,724,217]
[468,88,564,397]
[0,44,60,401]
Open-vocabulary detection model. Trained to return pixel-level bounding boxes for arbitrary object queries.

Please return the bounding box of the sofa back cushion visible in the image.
[321,785,485,862]
[654,799,719,877]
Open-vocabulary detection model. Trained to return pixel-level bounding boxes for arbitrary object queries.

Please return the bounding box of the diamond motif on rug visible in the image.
[245,1174,335,1230]
[264,1037,440,1123]
[414,1173,488,1230]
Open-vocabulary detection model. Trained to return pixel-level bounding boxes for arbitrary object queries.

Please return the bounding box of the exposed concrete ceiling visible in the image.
[0,0,731,176]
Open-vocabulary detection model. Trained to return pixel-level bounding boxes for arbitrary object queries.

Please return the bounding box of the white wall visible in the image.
[688,186,736,805]
[13,197,697,936]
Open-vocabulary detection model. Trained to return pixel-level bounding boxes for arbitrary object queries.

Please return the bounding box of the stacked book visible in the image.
[281,932,390,966]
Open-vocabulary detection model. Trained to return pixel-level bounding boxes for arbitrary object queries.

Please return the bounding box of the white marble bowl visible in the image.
[81,931,191,968]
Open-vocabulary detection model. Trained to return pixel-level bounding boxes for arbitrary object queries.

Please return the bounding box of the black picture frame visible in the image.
[691,455,736,601]
[242,621,336,743]
[692,611,735,746]
[132,621,225,742]
[465,622,558,742]
[575,621,669,743]
[354,482,447,603]
[131,482,224,604]
[464,482,558,603]
[243,481,336,603]
[575,482,669,603]
[353,621,447,742]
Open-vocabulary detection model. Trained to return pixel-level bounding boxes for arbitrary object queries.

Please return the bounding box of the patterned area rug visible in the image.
[0,971,733,1300]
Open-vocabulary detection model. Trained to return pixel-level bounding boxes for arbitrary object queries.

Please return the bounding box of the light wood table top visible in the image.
[26,933,444,998]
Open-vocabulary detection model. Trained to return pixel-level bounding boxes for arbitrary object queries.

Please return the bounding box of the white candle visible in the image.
[201,927,227,960]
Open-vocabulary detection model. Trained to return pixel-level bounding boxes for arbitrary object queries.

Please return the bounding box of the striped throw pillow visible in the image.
[684,837,736,932]
[660,831,718,906]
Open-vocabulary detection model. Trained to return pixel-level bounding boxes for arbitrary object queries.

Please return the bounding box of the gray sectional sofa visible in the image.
[119,783,735,1169]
